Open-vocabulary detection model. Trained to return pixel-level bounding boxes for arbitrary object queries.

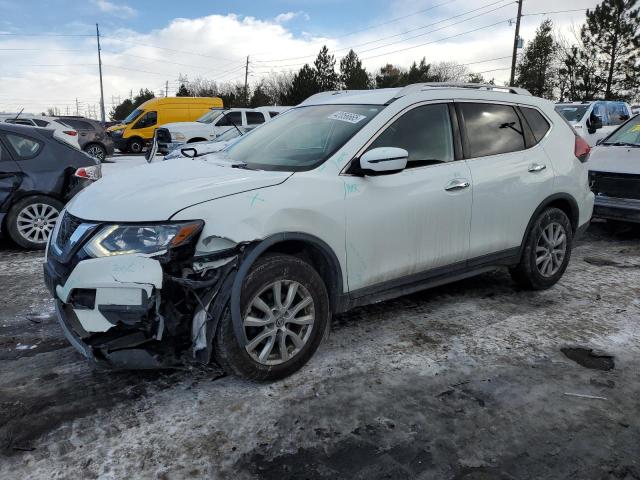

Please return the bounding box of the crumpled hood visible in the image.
[589,145,640,175]
[66,158,292,221]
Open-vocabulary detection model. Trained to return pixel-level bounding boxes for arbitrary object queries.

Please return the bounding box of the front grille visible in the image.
[156,128,171,143]
[590,171,640,200]
[56,211,83,248]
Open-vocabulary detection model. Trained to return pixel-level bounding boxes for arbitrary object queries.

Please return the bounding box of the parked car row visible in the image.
[43,82,595,380]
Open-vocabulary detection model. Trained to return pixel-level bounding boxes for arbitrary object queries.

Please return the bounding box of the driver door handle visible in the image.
[444,179,471,191]
[528,163,547,172]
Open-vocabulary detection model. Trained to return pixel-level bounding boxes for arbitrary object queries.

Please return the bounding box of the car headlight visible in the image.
[84,221,203,257]
[173,133,186,141]
[111,130,124,137]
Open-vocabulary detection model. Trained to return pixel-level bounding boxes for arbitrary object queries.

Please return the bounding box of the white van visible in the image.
[555,101,633,146]
[156,107,290,154]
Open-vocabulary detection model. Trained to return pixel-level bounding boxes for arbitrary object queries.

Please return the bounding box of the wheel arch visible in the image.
[230,232,345,347]
[518,193,579,259]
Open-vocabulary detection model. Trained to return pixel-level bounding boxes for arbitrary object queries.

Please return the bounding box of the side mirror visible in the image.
[180,147,197,158]
[588,113,603,133]
[359,147,408,175]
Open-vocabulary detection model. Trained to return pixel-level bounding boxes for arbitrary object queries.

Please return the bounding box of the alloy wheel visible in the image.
[16,203,60,245]
[243,280,315,366]
[86,144,105,160]
[535,222,567,277]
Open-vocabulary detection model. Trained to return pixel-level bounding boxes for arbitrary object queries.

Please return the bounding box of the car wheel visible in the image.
[6,196,63,250]
[128,138,144,154]
[510,207,573,290]
[84,143,107,161]
[213,253,330,380]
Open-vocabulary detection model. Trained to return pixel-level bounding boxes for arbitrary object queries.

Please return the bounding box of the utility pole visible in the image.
[509,0,523,86]
[165,80,169,98]
[75,98,79,116]
[244,55,249,106]
[96,24,106,124]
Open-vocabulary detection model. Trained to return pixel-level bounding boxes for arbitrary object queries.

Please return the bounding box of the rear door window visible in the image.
[5,133,43,159]
[368,103,454,167]
[460,103,525,158]
[520,107,551,144]
[33,119,50,127]
[62,119,95,131]
[246,112,266,125]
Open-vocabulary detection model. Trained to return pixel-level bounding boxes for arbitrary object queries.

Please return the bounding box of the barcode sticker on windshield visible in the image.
[328,111,366,124]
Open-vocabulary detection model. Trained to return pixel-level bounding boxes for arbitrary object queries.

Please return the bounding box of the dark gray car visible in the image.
[55,117,115,161]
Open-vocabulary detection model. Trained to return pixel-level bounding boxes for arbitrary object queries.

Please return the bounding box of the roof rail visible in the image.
[394,82,532,98]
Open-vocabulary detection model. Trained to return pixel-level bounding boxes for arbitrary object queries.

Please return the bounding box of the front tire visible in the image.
[510,207,573,290]
[6,196,63,249]
[213,253,330,380]
[127,138,144,154]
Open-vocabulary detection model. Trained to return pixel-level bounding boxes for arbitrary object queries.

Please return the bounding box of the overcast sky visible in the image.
[0,0,597,116]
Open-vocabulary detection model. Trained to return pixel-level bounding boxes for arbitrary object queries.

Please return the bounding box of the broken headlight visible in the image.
[84,221,203,257]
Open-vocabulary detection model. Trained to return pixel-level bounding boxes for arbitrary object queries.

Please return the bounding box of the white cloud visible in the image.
[275,11,310,23]
[0,2,596,116]
[93,0,137,19]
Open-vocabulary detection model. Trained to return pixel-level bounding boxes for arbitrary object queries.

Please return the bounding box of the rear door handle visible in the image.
[444,179,471,191]
[528,163,546,172]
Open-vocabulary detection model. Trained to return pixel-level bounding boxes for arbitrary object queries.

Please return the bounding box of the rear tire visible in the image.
[213,253,330,381]
[6,196,63,250]
[83,143,107,161]
[510,207,573,290]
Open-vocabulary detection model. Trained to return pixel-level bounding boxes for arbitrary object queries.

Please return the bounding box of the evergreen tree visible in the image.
[339,49,370,89]
[133,89,155,107]
[176,83,190,96]
[314,45,339,91]
[375,64,404,88]
[515,20,557,98]
[582,0,640,99]
[286,64,321,104]
[109,98,134,121]
[403,58,433,84]
[249,82,273,107]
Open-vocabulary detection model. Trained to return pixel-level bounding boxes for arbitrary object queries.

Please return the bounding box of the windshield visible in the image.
[217,128,242,141]
[224,104,384,171]
[197,109,225,124]
[602,116,640,146]
[123,108,143,125]
[555,105,589,123]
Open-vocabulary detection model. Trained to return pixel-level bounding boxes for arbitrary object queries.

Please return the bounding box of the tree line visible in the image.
[515,0,639,101]
[108,0,639,120]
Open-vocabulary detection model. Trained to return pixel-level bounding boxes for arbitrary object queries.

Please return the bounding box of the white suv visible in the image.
[44,83,594,379]
[156,107,289,154]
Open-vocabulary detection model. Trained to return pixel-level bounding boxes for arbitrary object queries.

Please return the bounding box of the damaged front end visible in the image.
[44,211,250,369]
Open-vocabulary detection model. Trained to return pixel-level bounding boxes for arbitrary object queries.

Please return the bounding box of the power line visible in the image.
[522,7,595,17]
[0,32,93,37]
[254,0,512,64]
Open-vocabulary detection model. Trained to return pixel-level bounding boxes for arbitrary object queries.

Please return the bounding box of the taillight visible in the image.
[74,165,102,181]
[574,134,591,163]
[64,130,78,136]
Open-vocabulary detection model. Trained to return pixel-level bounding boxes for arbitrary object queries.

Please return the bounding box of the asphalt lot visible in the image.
[1,216,639,478]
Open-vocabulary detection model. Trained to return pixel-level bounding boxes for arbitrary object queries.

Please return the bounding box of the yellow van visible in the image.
[107,97,223,153]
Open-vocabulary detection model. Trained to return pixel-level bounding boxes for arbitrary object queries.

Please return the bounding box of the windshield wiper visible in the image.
[230,162,256,170]
[602,141,640,147]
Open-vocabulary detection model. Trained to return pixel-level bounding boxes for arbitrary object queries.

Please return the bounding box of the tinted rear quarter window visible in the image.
[460,103,525,158]
[520,107,551,144]
[63,119,95,130]
[33,119,50,127]
[5,133,42,159]
[269,111,280,118]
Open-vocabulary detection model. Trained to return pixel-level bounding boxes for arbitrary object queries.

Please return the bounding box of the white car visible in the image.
[44,83,594,379]
[156,106,289,154]
[555,101,633,146]
[163,127,247,160]
[1,114,82,149]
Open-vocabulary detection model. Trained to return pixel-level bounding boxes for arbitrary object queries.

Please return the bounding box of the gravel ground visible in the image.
[0,223,639,479]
